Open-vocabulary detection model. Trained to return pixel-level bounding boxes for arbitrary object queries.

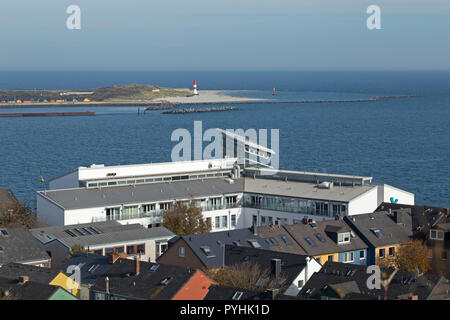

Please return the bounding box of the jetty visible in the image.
[0,111,95,118]
[163,106,238,114]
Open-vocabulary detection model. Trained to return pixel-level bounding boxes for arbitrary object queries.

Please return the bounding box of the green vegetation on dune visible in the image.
[0,84,192,103]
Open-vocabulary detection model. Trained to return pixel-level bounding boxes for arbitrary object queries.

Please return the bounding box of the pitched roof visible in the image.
[0,227,51,265]
[203,285,263,300]
[282,220,368,256]
[299,261,446,300]
[91,258,198,300]
[176,228,274,269]
[255,224,307,255]
[224,245,310,287]
[60,253,113,285]
[0,276,65,300]
[31,221,174,249]
[0,263,58,284]
[344,211,413,247]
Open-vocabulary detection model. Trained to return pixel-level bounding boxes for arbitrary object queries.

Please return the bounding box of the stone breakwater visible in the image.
[162,106,238,114]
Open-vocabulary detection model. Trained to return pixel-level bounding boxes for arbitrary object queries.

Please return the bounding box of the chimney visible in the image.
[271,258,281,279]
[135,255,140,276]
[393,210,404,224]
[18,276,29,284]
[267,288,279,300]
[105,276,110,294]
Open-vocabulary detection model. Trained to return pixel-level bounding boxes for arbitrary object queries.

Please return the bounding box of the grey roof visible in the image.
[0,263,58,284]
[243,177,375,202]
[0,189,16,204]
[299,261,447,300]
[255,224,307,255]
[38,177,244,210]
[344,211,413,247]
[0,276,71,300]
[203,285,263,300]
[175,228,275,269]
[31,221,174,249]
[60,253,113,285]
[37,175,376,212]
[224,245,309,287]
[0,227,51,265]
[282,220,368,256]
[91,258,197,300]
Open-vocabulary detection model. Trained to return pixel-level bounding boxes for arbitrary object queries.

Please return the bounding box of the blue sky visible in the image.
[0,0,449,70]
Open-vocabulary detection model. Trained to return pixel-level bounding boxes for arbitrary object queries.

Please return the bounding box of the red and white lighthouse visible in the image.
[193,80,199,95]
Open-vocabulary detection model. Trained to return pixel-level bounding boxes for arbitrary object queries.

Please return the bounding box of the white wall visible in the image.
[347,186,379,216]
[380,184,415,206]
[36,193,65,226]
[284,257,322,296]
[64,207,106,225]
[49,171,79,190]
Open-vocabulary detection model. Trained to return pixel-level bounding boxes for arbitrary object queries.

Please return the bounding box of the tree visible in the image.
[162,201,211,236]
[62,244,88,263]
[0,199,37,229]
[394,240,431,274]
[204,262,288,292]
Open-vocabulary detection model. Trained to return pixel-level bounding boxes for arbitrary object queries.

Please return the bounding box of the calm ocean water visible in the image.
[0,71,449,208]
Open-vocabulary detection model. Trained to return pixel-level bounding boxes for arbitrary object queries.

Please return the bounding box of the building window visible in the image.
[105,247,114,255]
[206,217,212,228]
[215,216,220,229]
[225,196,237,206]
[159,202,172,211]
[430,230,444,240]
[222,216,228,228]
[441,251,448,260]
[342,252,354,263]
[328,255,334,262]
[337,232,350,244]
[360,250,366,260]
[93,249,103,256]
[179,247,185,257]
[268,216,273,225]
[137,244,145,254]
[388,247,395,257]
[379,248,385,259]
[231,214,236,227]
[142,204,156,212]
[127,245,137,255]
[115,246,124,254]
[261,216,266,225]
[252,215,258,226]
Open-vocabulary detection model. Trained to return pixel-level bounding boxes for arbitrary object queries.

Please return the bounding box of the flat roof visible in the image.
[38,175,376,211]
[38,177,244,210]
[243,177,375,202]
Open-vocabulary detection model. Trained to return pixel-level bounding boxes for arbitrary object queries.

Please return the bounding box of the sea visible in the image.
[0,71,449,209]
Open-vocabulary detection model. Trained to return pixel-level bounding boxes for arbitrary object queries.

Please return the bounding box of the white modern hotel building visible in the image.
[36,131,414,231]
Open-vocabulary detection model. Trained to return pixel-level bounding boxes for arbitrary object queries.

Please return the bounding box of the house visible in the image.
[376,202,450,276]
[0,262,78,297]
[30,220,174,268]
[60,253,114,300]
[344,210,412,266]
[90,257,215,300]
[0,227,52,267]
[298,261,450,300]
[223,245,322,296]
[0,276,77,300]
[282,218,369,265]
[157,226,304,269]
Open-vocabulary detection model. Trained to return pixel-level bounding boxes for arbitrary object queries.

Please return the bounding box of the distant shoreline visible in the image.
[0,89,417,109]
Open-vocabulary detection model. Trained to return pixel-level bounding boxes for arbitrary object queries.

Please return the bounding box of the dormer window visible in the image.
[200,246,215,257]
[430,229,444,240]
[337,232,350,244]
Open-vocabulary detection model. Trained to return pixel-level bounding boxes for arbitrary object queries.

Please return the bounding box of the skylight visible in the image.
[201,246,215,257]
[305,237,317,247]
[232,292,243,300]
[233,240,242,247]
[248,239,262,249]
[265,238,279,246]
[279,235,293,245]
[314,233,326,243]
[149,264,160,272]
[372,229,384,238]
[0,229,9,237]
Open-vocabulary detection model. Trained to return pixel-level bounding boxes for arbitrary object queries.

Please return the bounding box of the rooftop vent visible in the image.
[225,177,235,184]
[318,181,333,189]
